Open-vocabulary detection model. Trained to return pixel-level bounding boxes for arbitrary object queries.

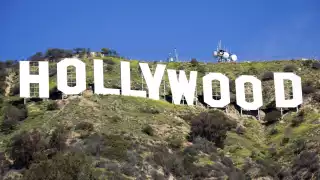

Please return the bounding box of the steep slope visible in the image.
[0,58,319,179]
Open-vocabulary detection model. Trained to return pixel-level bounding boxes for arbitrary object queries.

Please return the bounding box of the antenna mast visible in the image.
[213,40,237,63]
[174,48,179,62]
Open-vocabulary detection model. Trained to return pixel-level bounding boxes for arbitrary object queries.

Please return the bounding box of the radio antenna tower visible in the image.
[174,48,179,62]
[213,40,237,63]
[217,40,222,50]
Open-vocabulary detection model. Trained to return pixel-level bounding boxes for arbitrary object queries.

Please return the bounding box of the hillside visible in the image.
[0,57,319,180]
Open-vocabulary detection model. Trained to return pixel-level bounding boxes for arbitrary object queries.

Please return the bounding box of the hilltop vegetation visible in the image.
[0,50,319,179]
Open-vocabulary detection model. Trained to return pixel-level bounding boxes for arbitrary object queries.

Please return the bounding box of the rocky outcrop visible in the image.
[4,71,18,97]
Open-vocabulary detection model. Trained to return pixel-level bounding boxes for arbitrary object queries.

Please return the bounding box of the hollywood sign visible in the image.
[19,58,303,110]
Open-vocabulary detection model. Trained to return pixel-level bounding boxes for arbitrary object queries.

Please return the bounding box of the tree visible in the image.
[45,48,73,61]
[101,48,110,56]
[189,110,236,148]
[283,64,297,72]
[109,49,119,57]
[73,48,87,57]
[101,48,119,57]
[190,58,198,67]
[312,61,320,70]
[29,52,45,61]
[86,48,91,57]
[8,130,48,169]
[261,72,274,81]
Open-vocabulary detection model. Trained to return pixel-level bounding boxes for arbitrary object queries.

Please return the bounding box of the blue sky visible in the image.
[0,0,319,62]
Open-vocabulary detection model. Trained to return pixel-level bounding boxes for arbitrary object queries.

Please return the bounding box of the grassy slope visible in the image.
[1,57,320,179]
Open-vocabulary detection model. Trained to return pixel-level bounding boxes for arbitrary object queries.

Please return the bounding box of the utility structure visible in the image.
[167,48,179,62]
[213,40,237,63]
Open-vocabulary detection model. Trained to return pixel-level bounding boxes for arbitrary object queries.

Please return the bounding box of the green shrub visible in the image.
[106,65,113,71]
[268,147,277,157]
[264,111,282,124]
[10,85,20,96]
[246,67,258,75]
[229,80,236,94]
[23,152,96,180]
[291,110,304,127]
[121,163,138,176]
[8,130,48,169]
[47,101,58,111]
[0,119,18,134]
[97,134,131,161]
[104,58,115,65]
[302,86,315,94]
[254,159,282,178]
[187,137,217,154]
[302,82,315,94]
[190,58,198,67]
[3,105,28,122]
[261,72,274,81]
[140,106,160,114]
[281,137,290,145]
[49,125,68,151]
[49,67,57,77]
[1,105,28,134]
[197,65,206,74]
[291,139,306,155]
[142,125,154,136]
[283,65,297,72]
[235,125,245,135]
[312,93,320,102]
[75,121,94,132]
[189,110,236,148]
[302,59,314,67]
[312,61,320,69]
[167,135,184,149]
[269,128,279,135]
[151,148,186,177]
[291,151,320,180]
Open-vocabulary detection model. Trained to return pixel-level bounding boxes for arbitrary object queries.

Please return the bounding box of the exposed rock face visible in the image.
[258,110,266,122]
[4,71,18,97]
[226,104,241,120]
[3,171,23,180]
[82,89,93,98]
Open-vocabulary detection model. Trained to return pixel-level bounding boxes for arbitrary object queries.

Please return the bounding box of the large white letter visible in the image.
[121,61,146,97]
[203,73,230,108]
[57,58,86,95]
[274,73,302,108]
[167,70,197,105]
[235,75,263,110]
[139,63,166,100]
[94,59,120,95]
[19,61,49,98]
